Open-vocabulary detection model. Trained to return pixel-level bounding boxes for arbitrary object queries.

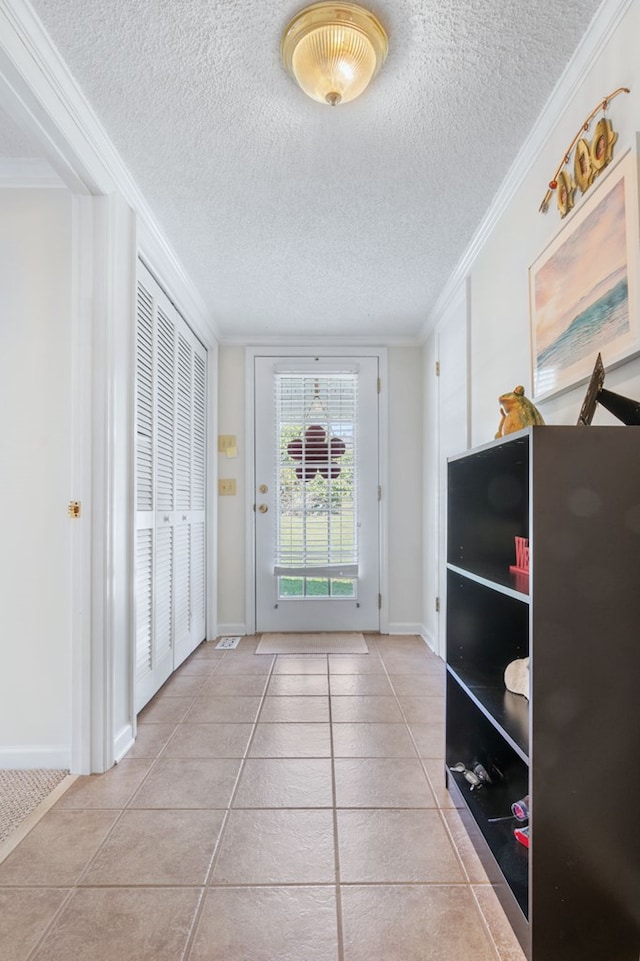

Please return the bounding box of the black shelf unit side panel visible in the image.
[529,427,640,960]
[447,432,529,574]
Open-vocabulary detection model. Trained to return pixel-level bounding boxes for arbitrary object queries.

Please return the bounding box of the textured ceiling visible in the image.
[12,0,604,339]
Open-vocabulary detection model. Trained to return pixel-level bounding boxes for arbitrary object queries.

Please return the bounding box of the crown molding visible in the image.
[0,155,65,186]
[420,0,635,342]
[136,222,221,348]
[0,0,217,343]
[0,0,114,193]
[219,332,423,348]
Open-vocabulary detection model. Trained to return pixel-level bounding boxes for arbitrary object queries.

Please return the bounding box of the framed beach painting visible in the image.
[529,150,640,401]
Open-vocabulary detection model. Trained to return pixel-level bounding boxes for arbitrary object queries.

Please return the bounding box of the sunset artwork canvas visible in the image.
[530,152,640,400]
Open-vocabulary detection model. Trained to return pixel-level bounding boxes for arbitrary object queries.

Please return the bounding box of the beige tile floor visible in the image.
[0,635,526,961]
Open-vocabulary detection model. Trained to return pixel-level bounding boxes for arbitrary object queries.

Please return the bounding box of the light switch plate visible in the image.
[218,434,237,454]
[218,478,236,496]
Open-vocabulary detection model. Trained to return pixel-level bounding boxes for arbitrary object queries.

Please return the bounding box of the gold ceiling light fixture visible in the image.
[281,2,388,106]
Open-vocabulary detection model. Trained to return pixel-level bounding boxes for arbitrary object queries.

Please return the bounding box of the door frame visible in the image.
[435,281,471,660]
[245,346,389,636]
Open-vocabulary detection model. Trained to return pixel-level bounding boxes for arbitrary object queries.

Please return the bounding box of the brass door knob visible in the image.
[258,504,268,513]
[259,484,268,493]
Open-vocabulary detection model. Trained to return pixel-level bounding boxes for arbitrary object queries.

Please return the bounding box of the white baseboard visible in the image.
[214,624,247,638]
[114,724,135,764]
[386,622,425,637]
[0,746,71,770]
[420,625,439,654]
[383,624,443,659]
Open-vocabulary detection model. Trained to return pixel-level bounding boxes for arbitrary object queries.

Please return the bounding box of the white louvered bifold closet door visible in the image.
[135,262,207,712]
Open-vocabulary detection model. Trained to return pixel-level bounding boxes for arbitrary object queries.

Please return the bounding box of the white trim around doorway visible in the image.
[244,345,389,637]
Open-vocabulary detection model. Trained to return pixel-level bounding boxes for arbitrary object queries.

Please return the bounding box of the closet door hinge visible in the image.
[378,485,382,501]
[435,596,441,612]
[378,593,382,610]
[377,377,381,394]
[435,361,440,376]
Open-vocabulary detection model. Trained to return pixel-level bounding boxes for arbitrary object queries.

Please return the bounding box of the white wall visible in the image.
[422,286,470,656]
[0,187,73,768]
[386,347,424,634]
[424,0,640,657]
[422,335,439,649]
[216,346,247,633]
[469,0,640,444]
[216,345,425,636]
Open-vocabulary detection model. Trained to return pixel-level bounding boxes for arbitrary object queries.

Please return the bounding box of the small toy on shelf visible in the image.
[510,536,529,575]
[511,795,530,821]
[504,657,530,700]
[449,761,493,791]
[495,385,545,438]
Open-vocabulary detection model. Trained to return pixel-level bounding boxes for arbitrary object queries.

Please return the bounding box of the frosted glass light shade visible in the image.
[281,2,388,106]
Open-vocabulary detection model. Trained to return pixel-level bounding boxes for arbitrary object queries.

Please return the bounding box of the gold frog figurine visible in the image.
[495,385,545,438]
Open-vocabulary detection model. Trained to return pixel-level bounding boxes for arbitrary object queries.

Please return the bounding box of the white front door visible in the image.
[254,355,380,632]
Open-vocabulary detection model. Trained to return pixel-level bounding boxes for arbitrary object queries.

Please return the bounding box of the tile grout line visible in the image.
[12,878,476,890]
[381,641,504,954]
[21,648,233,961]
[469,883,508,961]
[16,643,242,959]
[68,669,222,890]
[380,648,451,805]
[379,644,477,872]
[10,637,513,961]
[384,667,481,886]
[44,641,264,961]
[327,652,346,961]
[178,887,208,961]
[180,642,278,960]
[24,887,78,961]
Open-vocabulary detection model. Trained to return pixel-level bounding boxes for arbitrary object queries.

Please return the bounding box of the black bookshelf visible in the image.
[445,426,640,961]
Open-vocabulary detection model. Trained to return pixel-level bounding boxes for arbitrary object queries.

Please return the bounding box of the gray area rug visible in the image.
[0,769,69,843]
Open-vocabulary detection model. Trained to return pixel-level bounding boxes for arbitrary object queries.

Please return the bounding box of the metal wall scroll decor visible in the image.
[288,425,346,482]
[539,87,630,218]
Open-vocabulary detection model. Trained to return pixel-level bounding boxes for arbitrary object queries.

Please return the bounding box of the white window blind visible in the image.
[274,372,358,577]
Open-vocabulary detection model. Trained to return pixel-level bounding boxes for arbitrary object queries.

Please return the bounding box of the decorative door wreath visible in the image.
[287,424,346,482]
